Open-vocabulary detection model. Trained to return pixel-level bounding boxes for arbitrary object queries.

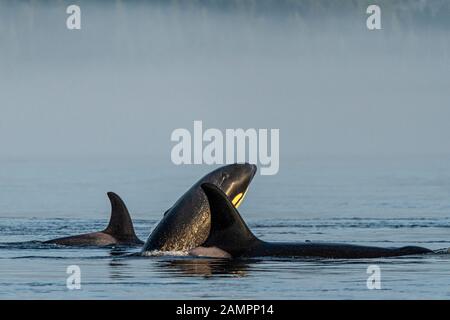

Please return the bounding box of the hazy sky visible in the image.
[1,0,449,159]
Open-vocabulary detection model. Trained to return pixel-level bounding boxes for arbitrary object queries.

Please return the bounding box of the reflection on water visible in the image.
[108,260,135,280]
[156,258,253,278]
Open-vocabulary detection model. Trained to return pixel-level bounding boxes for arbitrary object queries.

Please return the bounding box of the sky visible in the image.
[1,0,449,160]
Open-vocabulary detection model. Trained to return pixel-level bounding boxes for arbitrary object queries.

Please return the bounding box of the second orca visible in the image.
[191,183,434,259]
[45,192,143,246]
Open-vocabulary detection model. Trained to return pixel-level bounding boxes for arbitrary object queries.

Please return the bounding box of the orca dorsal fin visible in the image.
[103,192,140,242]
[201,183,259,256]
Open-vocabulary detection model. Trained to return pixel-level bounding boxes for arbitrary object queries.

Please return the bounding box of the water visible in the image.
[1,156,450,299]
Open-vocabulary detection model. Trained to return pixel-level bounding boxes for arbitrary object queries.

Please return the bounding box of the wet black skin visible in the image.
[199,183,434,259]
[142,164,257,252]
[45,192,143,246]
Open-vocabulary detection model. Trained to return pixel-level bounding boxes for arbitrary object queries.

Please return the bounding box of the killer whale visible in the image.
[192,183,433,259]
[142,164,257,253]
[45,192,143,246]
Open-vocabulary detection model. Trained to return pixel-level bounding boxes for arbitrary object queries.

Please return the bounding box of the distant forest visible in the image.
[1,0,449,27]
[1,0,448,65]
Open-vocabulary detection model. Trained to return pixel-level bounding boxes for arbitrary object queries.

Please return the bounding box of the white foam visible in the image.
[433,248,450,254]
[141,250,188,257]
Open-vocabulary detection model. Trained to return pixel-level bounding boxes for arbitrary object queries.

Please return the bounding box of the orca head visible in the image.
[203,163,257,209]
[142,164,257,253]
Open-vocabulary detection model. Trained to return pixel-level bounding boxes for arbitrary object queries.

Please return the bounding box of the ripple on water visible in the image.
[1,217,449,299]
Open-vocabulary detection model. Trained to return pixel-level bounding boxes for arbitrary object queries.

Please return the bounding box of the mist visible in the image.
[1,0,449,160]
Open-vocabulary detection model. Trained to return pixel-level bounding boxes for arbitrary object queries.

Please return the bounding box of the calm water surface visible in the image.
[0,156,449,299]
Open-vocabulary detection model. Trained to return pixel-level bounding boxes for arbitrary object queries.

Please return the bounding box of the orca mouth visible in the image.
[247,164,258,189]
[250,164,257,179]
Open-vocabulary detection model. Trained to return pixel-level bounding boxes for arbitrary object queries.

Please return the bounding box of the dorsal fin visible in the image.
[103,192,140,242]
[201,183,259,256]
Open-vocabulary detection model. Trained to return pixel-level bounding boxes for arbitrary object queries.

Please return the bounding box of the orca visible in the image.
[192,183,434,259]
[45,192,143,246]
[142,164,257,253]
